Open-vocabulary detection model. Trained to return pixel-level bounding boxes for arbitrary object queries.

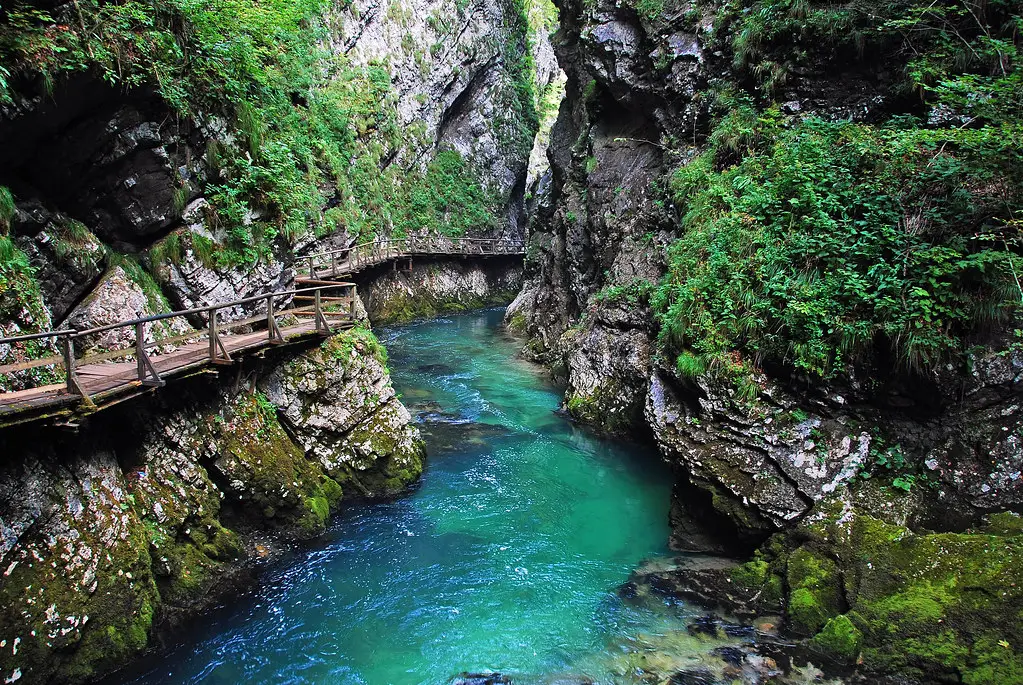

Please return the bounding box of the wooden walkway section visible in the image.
[298,236,524,282]
[0,283,357,428]
[0,236,525,429]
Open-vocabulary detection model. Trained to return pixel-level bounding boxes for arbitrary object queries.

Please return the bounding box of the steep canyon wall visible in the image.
[511,0,1023,680]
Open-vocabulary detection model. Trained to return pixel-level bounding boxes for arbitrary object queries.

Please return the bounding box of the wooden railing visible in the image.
[0,282,357,402]
[299,236,526,280]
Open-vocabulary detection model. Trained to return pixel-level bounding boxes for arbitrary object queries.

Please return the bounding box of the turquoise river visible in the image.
[121,308,738,684]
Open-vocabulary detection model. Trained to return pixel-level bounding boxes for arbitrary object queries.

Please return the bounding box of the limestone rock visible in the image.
[12,202,106,324]
[361,259,523,325]
[64,266,192,354]
[151,228,294,324]
[260,329,425,497]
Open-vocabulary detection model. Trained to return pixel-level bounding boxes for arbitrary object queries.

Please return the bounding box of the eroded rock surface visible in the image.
[0,329,424,684]
[360,258,524,325]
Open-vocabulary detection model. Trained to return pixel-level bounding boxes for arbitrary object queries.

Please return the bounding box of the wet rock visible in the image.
[711,645,746,667]
[688,615,757,640]
[622,555,784,618]
[450,673,512,685]
[667,668,717,685]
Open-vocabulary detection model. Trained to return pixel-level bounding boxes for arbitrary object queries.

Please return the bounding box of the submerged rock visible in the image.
[621,555,785,618]
[451,673,513,685]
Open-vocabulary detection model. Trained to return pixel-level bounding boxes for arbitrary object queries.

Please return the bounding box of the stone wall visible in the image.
[510,0,1023,679]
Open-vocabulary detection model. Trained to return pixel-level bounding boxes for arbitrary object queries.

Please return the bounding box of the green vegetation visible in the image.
[593,278,654,308]
[328,324,390,366]
[0,0,526,267]
[0,186,14,231]
[653,0,1023,392]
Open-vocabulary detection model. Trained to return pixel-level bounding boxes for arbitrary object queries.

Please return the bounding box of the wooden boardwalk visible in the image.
[0,237,525,428]
[0,284,356,428]
[298,236,525,282]
[0,319,343,425]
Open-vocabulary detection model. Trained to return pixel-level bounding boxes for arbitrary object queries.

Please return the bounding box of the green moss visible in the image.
[214,391,343,538]
[158,521,241,604]
[730,558,784,606]
[811,614,862,663]
[507,311,527,335]
[326,325,389,366]
[788,588,829,636]
[964,635,1023,685]
[300,495,331,536]
[785,547,843,635]
[371,285,520,326]
[984,511,1023,536]
[564,381,641,436]
[766,493,1023,682]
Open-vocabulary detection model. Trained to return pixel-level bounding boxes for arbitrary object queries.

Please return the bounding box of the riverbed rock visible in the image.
[450,673,513,685]
[260,327,425,498]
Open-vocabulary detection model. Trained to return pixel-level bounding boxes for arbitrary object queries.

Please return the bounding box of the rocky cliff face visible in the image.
[0,0,554,682]
[511,0,1023,679]
[0,327,424,684]
[0,0,556,355]
[360,256,525,324]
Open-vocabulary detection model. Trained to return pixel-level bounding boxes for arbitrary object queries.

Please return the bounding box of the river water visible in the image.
[125,309,747,684]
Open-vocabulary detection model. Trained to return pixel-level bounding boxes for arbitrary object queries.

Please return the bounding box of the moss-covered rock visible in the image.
[362,261,523,326]
[810,614,862,663]
[766,490,1023,682]
[212,391,344,537]
[260,326,426,498]
[785,547,844,635]
[1,320,426,683]
[0,453,160,684]
[728,556,785,609]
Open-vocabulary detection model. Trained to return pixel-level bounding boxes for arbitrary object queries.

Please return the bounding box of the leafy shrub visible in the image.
[654,91,1021,385]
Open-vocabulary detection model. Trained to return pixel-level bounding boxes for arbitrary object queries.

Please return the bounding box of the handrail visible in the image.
[0,281,358,400]
[70,284,355,339]
[0,284,356,346]
[0,329,77,345]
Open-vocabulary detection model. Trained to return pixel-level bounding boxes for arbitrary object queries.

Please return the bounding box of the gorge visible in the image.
[1,0,1022,683]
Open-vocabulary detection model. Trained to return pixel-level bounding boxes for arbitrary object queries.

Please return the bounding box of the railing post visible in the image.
[307,256,317,280]
[314,289,332,335]
[62,335,84,397]
[267,294,284,344]
[349,285,357,319]
[208,307,232,364]
[136,321,165,387]
[331,251,338,276]
[136,322,145,381]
